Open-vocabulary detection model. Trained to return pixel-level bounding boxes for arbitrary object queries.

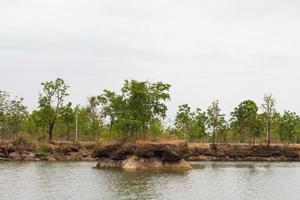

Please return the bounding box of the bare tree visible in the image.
[261,94,276,147]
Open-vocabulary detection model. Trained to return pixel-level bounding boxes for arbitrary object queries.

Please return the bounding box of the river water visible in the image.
[0,161,299,200]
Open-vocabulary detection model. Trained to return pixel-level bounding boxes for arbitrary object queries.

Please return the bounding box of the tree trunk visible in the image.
[212,129,217,149]
[267,120,271,148]
[109,119,114,132]
[66,132,70,141]
[252,136,255,149]
[48,121,55,141]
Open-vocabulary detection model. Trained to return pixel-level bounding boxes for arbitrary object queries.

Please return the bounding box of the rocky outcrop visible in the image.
[186,144,300,161]
[0,140,95,161]
[92,142,192,170]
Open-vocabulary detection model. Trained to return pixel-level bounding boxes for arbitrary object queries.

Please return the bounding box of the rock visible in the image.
[96,158,123,168]
[48,156,56,161]
[9,152,21,160]
[93,142,192,170]
[70,146,80,152]
[188,155,208,161]
[284,150,299,158]
[62,147,72,155]
[161,150,181,162]
[81,151,89,158]
[44,144,56,153]
[6,143,15,153]
[96,156,192,170]
[92,142,188,161]
[35,153,49,161]
[21,152,35,161]
[0,157,9,161]
[0,152,7,158]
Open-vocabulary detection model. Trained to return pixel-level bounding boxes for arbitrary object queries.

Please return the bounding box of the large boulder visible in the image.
[92,142,188,161]
[93,141,192,170]
[96,156,192,170]
[9,152,21,160]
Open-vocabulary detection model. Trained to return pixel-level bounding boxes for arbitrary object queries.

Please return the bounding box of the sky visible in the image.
[1,0,300,122]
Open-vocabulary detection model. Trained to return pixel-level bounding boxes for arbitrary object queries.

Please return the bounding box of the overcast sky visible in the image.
[1,0,300,121]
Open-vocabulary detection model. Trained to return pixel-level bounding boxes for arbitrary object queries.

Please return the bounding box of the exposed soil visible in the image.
[1,138,300,167]
[186,143,300,162]
[0,139,95,161]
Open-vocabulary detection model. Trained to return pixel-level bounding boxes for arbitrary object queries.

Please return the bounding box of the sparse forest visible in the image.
[1,78,300,146]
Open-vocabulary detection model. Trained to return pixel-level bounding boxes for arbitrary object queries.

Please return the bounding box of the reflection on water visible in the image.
[0,161,300,200]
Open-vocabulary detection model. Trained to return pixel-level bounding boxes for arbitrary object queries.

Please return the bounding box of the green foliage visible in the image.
[98,80,171,137]
[0,91,27,138]
[192,108,208,141]
[38,78,70,140]
[59,102,75,140]
[85,96,104,138]
[97,90,122,131]
[278,111,299,143]
[174,105,207,141]
[174,104,194,138]
[0,91,11,136]
[2,78,300,145]
[207,100,226,146]
[6,97,28,137]
[231,100,258,143]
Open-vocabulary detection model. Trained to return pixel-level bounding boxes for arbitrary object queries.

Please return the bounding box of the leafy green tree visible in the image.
[207,100,225,148]
[0,91,10,136]
[261,94,276,147]
[6,97,28,139]
[174,104,194,138]
[149,118,164,137]
[0,91,27,139]
[97,90,124,132]
[278,111,299,143]
[117,80,171,136]
[38,78,69,140]
[74,107,91,140]
[30,108,52,138]
[60,102,75,140]
[253,113,264,146]
[295,118,300,143]
[231,100,258,144]
[192,108,207,142]
[86,96,104,138]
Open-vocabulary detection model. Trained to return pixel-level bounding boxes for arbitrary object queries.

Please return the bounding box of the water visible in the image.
[0,161,299,200]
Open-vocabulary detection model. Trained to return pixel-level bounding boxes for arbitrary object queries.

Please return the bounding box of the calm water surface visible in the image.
[0,161,299,200]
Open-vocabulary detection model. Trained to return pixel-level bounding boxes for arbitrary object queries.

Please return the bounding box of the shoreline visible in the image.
[1,139,300,163]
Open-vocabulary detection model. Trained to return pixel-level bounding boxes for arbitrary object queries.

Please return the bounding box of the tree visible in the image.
[60,102,75,140]
[0,91,27,139]
[253,114,264,146]
[231,100,258,144]
[86,96,104,138]
[261,94,276,147]
[97,90,124,132]
[0,91,10,136]
[6,97,28,139]
[192,108,207,142]
[174,104,194,139]
[278,111,298,143]
[38,78,69,140]
[207,100,225,148]
[117,80,171,137]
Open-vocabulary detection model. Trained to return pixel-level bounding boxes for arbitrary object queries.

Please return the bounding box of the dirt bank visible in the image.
[0,139,95,161]
[187,143,300,162]
[92,141,192,170]
[1,137,300,164]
